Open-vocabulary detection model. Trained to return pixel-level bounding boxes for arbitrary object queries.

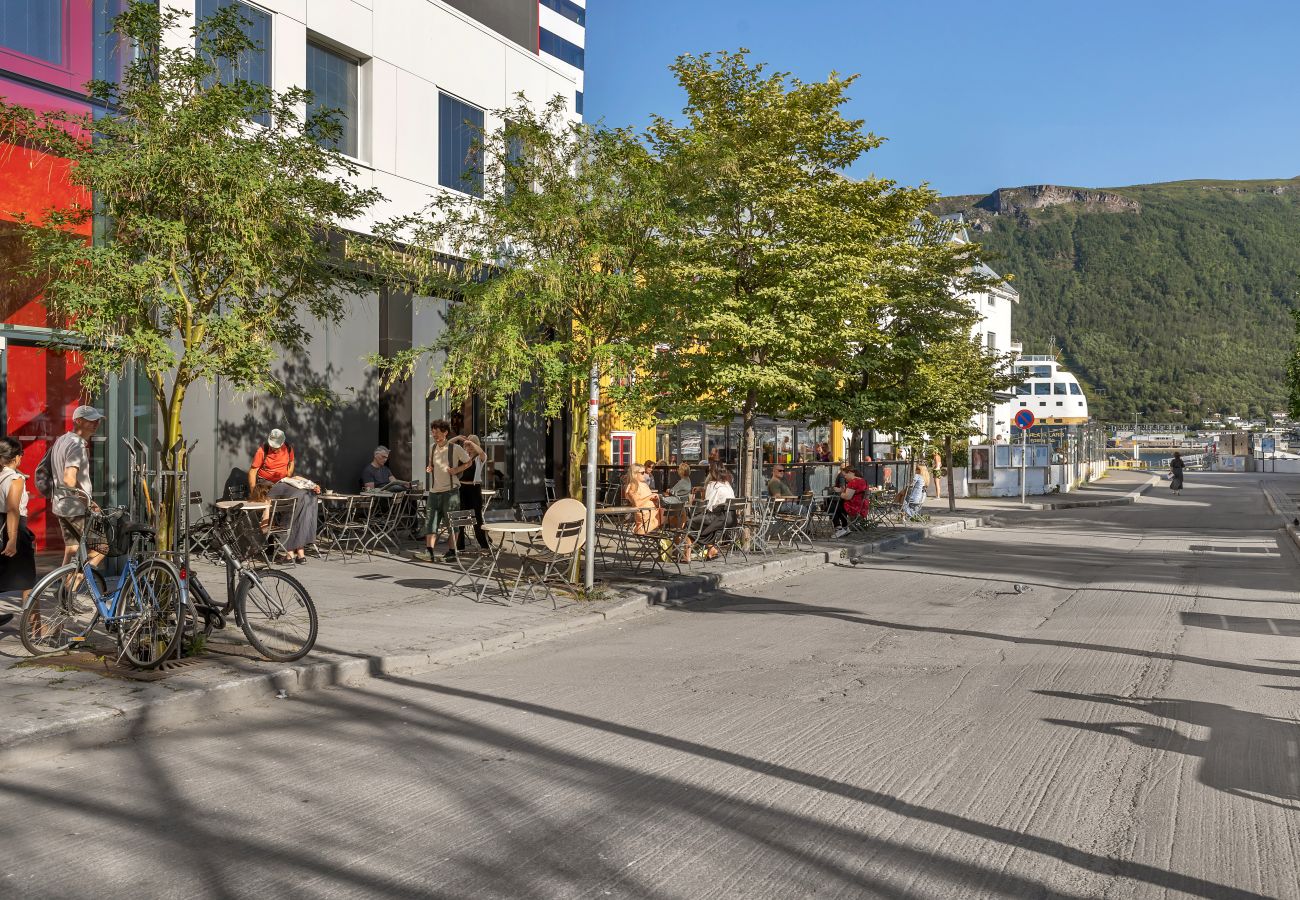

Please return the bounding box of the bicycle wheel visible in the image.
[19,565,104,656]
[237,569,318,662]
[114,559,184,669]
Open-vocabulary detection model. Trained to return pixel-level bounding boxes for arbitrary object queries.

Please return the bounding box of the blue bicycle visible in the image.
[20,508,184,669]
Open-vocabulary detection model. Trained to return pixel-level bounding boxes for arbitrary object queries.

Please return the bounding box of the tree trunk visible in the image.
[945,434,956,512]
[739,389,758,498]
[157,382,187,553]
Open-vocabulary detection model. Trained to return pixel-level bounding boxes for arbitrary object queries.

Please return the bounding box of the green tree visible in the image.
[816,219,997,461]
[0,2,379,545]
[1287,309,1300,419]
[370,96,667,506]
[646,51,935,497]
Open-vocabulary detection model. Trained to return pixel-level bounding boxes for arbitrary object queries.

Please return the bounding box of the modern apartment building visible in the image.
[537,0,585,116]
[0,0,581,534]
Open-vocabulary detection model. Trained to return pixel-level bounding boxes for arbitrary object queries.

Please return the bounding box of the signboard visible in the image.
[1014,409,1036,430]
[1261,437,1276,454]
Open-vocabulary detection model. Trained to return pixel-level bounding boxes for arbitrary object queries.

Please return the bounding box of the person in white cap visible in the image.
[49,404,106,567]
[247,428,295,495]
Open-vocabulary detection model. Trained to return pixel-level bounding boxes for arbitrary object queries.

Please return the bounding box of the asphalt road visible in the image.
[1,473,1298,899]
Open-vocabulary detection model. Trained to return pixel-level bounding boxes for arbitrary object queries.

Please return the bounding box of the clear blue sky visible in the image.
[583,0,1300,197]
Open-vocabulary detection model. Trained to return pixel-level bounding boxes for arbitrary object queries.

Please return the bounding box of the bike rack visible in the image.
[123,436,200,660]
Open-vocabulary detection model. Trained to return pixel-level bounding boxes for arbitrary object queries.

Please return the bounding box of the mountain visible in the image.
[935,178,1300,421]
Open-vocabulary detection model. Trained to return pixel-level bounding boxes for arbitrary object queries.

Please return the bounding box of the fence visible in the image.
[595,460,913,500]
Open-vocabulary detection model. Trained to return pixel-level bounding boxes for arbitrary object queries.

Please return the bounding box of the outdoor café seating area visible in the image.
[188,461,918,610]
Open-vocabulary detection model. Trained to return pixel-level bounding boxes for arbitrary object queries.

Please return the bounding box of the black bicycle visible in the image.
[185,504,318,662]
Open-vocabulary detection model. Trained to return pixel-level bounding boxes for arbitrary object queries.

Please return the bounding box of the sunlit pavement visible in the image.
[0,473,1296,898]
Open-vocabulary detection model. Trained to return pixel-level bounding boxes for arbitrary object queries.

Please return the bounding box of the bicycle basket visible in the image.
[224,506,270,562]
[94,508,146,557]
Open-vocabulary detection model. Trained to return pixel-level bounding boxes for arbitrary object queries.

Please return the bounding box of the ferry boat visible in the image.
[1009,355,1090,426]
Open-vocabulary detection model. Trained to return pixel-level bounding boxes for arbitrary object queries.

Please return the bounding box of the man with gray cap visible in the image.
[247,428,295,495]
[361,446,415,492]
[49,405,105,567]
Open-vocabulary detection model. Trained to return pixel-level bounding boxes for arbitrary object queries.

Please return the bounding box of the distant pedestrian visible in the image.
[902,465,929,520]
[1170,452,1185,494]
[424,420,470,562]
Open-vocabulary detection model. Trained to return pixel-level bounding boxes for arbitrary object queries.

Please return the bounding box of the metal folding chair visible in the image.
[774,494,816,550]
[443,509,492,599]
[328,495,374,561]
[715,498,750,563]
[264,496,299,562]
[363,492,407,555]
[516,511,586,608]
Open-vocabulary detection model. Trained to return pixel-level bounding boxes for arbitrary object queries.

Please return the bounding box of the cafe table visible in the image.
[478,521,543,603]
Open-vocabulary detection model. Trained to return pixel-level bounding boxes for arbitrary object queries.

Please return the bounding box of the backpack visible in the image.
[32,441,58,498]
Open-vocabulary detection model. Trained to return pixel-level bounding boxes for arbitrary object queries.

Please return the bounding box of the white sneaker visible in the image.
[833,527,849,539]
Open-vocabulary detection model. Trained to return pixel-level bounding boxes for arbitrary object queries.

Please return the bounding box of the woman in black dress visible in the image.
[0,436,37,627]
[1170,452,1185,494]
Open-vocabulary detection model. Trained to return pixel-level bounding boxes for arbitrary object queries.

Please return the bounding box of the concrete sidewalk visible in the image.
[935,470,1158,514]
[0,510,989,767]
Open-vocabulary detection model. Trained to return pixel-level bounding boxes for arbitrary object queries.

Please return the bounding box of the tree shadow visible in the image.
[215,349,389,494]
[664,592,1300,679]
[1037,691,1300,809]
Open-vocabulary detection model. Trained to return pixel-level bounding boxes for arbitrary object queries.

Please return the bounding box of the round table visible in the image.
[215,500,267,511]
[479,522,543,603]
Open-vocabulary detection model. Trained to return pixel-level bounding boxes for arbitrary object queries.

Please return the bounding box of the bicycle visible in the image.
[20,508,184,669]
[185,502,318,662]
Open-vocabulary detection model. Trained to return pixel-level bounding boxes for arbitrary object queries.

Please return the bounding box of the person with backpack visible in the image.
[43,405,107,568]
[0,436,37,627]
[247,428,295,495]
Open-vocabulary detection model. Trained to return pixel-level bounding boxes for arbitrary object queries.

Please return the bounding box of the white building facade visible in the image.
[175,0,580,504]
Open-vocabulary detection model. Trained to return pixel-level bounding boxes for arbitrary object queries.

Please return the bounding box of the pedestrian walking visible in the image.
[47,405,107,568]
[454,434,490,552]
[1170,452,1185,494]
[0,436,37,627]
[902,464,929,520]
[424,419,470,562]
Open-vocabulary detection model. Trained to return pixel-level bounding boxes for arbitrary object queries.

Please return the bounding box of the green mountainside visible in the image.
[935,178,1300,421]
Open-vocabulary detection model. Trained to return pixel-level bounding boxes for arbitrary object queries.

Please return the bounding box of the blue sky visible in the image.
[583,1,1300,197]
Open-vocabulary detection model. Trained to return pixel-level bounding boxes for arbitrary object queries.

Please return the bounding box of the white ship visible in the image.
[1009,354,1090,426]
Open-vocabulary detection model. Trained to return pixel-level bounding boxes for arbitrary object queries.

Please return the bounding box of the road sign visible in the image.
[1014,409,1036,430]
[1261,437,1276,454]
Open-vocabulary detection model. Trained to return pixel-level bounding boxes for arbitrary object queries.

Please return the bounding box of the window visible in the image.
[196,0,271,125]
[1078,401,1085,407]
[611,434,634,467]
[1015,384,1031,395]
[541,0,586,26]
[539,28,584,69]
[0,0,62,63]
[987,332,997,350]
[1019,402,1028,407]
[1069,383,1083,395]
[306,41,358,157]
[1034,383,1050,395]
[574,90,583,115]
[439,92,484,196]
[1033,366,1051,378]
[1054,383,1068,394]
[987,295,995,307]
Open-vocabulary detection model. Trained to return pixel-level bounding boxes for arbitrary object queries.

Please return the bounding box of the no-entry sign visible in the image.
[1014,409,1036,430]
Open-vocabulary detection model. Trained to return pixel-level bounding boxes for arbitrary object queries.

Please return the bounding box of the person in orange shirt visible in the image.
[247,428,295,495]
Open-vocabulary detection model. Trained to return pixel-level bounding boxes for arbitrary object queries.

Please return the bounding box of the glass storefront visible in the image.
[657,418,835,467]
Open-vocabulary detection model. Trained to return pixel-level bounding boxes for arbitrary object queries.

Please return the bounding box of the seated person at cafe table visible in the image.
[622,463,662,534]
[361,445,416,492]
[766,464,795,498]
[687,463,735,559]
[248,428,295,494]
[251,475,321,564]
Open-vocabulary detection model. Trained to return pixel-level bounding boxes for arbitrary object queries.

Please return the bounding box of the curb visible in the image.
[991,476,1158,511]
[0,515,986,768]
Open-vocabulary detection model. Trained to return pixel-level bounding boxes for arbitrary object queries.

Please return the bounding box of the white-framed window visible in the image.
[611,432,635,467]
[196,0,272,125]
[439,91,484,196]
